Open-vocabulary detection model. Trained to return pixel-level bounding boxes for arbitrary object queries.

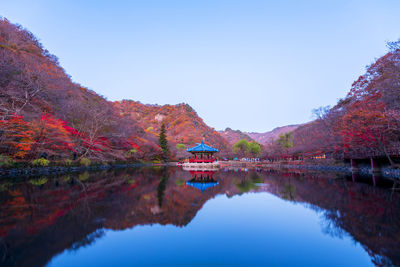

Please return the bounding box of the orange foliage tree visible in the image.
[31,114,75,157]
[0,114,34,158]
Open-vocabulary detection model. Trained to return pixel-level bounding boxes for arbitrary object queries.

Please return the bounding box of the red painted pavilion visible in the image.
[186,140,218,163]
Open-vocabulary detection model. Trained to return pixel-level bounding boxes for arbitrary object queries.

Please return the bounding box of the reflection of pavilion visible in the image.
[186,170,219,193]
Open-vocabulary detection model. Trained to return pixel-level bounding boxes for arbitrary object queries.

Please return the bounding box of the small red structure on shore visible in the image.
[187,140,218,163]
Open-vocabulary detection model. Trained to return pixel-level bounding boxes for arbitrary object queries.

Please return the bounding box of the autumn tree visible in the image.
[31,114,74,158]
[0,114,34,158]
[330,39,400,163]
[337,92,399,164]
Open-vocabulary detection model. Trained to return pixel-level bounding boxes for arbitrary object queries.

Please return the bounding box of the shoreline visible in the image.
[2,160,400,180]
[0,162,175,179]
[219,161,400,180]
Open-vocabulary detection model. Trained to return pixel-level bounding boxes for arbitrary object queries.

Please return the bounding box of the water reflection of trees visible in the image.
[157,168,169,207]
[263,170,400,266]
[0,167,399,266]
[281,183,296,201]
[69,229,105,251]
[234,172,263,193]
[320,210,346,239]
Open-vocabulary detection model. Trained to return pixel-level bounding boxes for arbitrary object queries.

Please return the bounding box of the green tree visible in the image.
[248,141,261,157]
[232,139,261,157]
[276,132,293,154]
[232,139,249,157]
[176,143,186,150]
[159,123,170,161]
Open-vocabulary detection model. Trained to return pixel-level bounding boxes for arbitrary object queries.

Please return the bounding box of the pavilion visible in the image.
[187,140,218,163]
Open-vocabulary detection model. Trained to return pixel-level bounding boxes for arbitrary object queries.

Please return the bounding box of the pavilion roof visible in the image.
[187,140,218,153]
[186,181,219,193]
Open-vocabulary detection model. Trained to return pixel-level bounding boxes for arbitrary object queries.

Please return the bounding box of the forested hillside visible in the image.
[0,18,229,162]
[246,125,301,145]
[114,100,230,156]
[218,128,254,145]
[265,40,400,164]
[0,18,157,161]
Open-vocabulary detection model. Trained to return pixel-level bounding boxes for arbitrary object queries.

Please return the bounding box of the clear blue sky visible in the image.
[2,0,400,132]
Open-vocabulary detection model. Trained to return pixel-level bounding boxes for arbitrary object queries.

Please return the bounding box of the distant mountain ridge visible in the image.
[218,128,254,145]
[246,125,301,145]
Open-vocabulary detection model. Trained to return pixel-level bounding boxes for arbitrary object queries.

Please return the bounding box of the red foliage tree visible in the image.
[31,114,75,157]
[0,114,34,158]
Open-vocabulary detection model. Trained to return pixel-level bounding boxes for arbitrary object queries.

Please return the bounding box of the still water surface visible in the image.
[0,167,399,266]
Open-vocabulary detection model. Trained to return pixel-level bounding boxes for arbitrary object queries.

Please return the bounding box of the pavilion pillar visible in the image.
[350,159,359,173]
[370,157,381,186]
[370,157,381,174]
[372,174,381,187]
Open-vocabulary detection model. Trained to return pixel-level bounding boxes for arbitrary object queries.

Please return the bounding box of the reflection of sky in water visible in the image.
[48,192,372,267]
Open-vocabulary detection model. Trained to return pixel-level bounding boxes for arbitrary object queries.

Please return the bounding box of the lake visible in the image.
[0,166,399,266]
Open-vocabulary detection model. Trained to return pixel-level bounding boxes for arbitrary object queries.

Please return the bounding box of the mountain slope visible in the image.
[218,128,254,145]
[114,100,230,155]
[246,125,301,145]
[0,18,232,161]
[0,18,158,160]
